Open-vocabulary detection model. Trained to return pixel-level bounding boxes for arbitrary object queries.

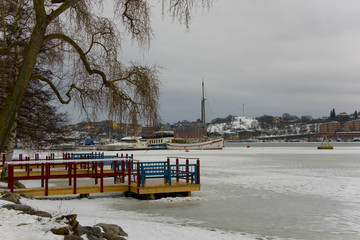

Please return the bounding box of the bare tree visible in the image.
[17,75,68,147]
[1,1,66,154]
[0,0,212,152]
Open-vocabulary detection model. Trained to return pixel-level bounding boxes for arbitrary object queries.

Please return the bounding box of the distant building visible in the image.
[318,121,340,138]
[317,120,360,140]
[172,119,206,138]
[344,120,360,132]
[273,118,281,124]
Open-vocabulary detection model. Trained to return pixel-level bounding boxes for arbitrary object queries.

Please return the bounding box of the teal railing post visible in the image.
[141,163,145,187]
[196,159,200,184]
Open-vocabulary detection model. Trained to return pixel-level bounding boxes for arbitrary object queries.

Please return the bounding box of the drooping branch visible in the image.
[43,33,109,86]
[30,74,76,104]
[0,40,28,53]
[41,32,142,112]
[121,0,152,47]
[47,0,80,22]
[51,0,66,3]
[84,28,114,56]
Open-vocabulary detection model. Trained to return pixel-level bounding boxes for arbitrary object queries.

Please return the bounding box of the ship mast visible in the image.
[201,79,206,136]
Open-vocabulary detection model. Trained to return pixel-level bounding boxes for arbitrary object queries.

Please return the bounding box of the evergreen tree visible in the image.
[330,109,336,119]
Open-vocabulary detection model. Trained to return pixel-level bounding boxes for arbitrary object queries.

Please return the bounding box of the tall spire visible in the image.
[201,79,206,135]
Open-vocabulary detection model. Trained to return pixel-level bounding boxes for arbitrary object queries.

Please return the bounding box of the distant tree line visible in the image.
[210,115,236,124]
[328,108,359,124]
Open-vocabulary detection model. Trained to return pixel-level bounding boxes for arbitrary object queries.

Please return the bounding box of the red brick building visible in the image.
[318,120,360,140]
[318,121,340,138]
[344,120,360,132]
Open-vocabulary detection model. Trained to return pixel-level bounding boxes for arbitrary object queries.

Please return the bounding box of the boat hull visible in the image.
[166,138,224,150]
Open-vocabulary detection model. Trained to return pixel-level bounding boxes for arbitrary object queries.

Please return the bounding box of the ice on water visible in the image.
[3,143,360,240]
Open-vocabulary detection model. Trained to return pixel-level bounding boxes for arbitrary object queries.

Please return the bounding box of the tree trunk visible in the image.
[0,114,17,180]
[0,20,48,152]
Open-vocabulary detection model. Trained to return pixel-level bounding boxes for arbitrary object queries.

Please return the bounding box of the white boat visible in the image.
[142,131,175,149]
[98,136,148,150]
[166,138,224,150]
[166,80,224,150]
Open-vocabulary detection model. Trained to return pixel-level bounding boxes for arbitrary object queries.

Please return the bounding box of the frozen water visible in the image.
[5,142,360,239]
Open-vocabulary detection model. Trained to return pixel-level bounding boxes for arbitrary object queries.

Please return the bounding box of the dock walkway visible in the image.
[0,153,200,198]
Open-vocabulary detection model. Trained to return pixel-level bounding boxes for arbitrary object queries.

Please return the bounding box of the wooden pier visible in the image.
[0,153,200,198]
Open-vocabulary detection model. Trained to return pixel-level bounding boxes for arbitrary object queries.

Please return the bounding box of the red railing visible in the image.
[3,155,200,197]
[5,158,138,196]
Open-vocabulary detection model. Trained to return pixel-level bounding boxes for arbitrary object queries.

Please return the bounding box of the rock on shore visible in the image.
[0,192,128,240]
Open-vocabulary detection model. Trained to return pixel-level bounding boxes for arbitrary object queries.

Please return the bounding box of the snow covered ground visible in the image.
[2,143,360,240]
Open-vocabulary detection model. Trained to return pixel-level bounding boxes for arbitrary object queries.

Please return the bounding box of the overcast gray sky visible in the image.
[120,0,360,124]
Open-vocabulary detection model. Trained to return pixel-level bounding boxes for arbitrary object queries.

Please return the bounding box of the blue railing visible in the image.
[67,152,133,160]
[139,161,199,187]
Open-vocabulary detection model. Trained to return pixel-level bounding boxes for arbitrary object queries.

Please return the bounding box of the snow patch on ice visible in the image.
[149,196,204,204]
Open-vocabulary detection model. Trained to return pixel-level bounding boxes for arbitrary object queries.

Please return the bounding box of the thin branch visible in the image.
[43,33,109,86]
[47,0,79,22]
[84,29,113,55]
[30,74,76,104]
[0,41,28,53]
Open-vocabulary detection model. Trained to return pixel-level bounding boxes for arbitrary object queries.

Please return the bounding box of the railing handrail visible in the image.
[166,156,200,160]
[5,157,200,194]
[6,157,128,165]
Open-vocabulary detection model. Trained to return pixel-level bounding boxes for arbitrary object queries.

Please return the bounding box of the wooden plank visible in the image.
[135,184,201,195]
[12,188,46,197]
[103,184,129,193]
[7,183,131,197]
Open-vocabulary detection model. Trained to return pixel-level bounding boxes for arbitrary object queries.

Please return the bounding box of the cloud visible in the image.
[119,0,360,123]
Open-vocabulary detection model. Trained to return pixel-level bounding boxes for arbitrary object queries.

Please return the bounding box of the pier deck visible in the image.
[0,153,200,198]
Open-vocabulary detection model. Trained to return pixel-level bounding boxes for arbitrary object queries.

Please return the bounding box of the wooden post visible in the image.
[45,163,50,196]
[19,154,23,169]
[26,161,30,177]
[121,160,125,183]
[128,160,132,185]
[41,163,44,187]
[8,164,14,192]
[113,160,117,183]
[186,159,189,183]
[197,159,200,184]
[137,162,140,187]
[100,161,104,193]
[167,158,171,186]
[176,158,179,182]
[68,162,72,186]
[73,163,77,194]
[95,161,98,185]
